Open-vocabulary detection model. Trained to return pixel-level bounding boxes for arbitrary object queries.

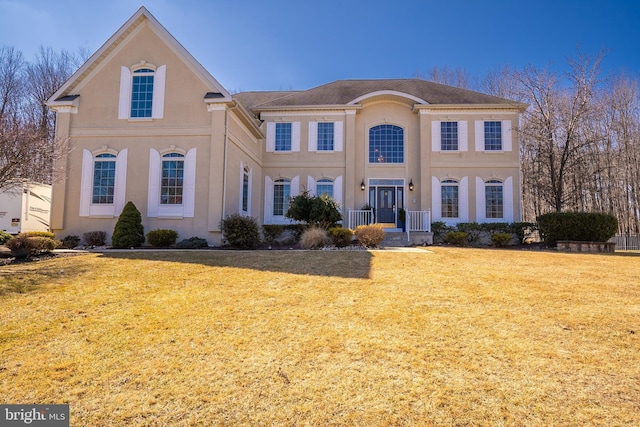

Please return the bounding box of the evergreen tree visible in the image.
[111,201,145,248]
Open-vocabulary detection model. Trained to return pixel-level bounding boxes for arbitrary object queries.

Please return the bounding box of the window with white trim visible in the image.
[441,122,458,151]
[92,154,116,204]
[273,178,291,216]
[241,166,250,214]
[369,124,404,163]
[80,149,128,217]
[308,121,344,152]
[266,122,300,152]
[441,179,459,218]
[118,64,166,120]
[484,121,502,151]
[147,148,196,218]
[485,179,504,219]
[161,153,184,205]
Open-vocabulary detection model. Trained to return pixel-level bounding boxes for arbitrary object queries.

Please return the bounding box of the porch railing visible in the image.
[406,210,431,241]
[348,209,374,229]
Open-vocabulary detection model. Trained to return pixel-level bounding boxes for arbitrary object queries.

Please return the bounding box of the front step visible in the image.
[381,231,410,247]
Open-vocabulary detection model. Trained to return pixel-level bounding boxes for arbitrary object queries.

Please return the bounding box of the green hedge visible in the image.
[536,212,618,246]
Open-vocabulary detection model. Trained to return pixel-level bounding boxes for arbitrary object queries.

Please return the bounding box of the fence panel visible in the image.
[609,234,640,250]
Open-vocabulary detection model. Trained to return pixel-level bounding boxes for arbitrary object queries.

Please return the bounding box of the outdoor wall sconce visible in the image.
[360,180,366,191]
[409,179,415,191]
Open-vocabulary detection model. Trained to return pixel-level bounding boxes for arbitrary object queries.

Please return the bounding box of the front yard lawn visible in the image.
[1,247,639,425]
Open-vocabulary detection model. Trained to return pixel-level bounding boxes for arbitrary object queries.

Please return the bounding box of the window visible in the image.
[273,178,291,216]
[130,68,154,118]
[161,153,184,205]
[275,123,292,151]
[316,178,334,198]
[92,154,116,204]
[242,167,250,213]
[441,122,458,151]
[441,179,459,218]
[80,149,128,217]
[369,124,404,163]
[317,122,334,151]
[484,121,502,151]
[485,180,504,219]
[118,65,166,120]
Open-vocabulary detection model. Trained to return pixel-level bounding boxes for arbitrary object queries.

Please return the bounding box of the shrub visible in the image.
[509,222,537,244]
[445,231,469,247]
[328,227,354,247]
[0,231,13,245]
[146,229,179,247]
[431,221,453,244]
[491,233,513,248]
[60,235,81,249]
[262,225,285,242]
[286,192,342,229]
[220,214,260,249]
[536,212,618,246]
[6,234,56,257]
[24,231,55,239]
[175,237,209,249]
[112,201,145,248]
[455,223,482,244]
[300,227,329,249]
[354,224,385,248]
[83,230,107,246]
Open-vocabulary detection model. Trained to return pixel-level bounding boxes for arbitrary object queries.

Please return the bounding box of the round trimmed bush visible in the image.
[537,212,618,246]
[146,229,179,247]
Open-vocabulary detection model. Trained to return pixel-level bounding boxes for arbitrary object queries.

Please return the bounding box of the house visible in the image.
[46,7,525,246]
[0,182,52,234]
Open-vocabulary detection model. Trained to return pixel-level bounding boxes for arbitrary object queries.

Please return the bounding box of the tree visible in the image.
[112,201,145,248]
[0,46,78,191]
[286,192,342,229]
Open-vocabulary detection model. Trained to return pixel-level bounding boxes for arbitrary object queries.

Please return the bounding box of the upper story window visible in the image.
[369,124,404,163]
[485,179,504,219]
[441,122,458,151]
[266,122,301,152]
[130,68,154,118]
[317,123,334,151]
[441,179,459,218]
[161,153,184,205]
[484,121,502,151]
[118,64,166,120]
[275,123,292,151]
[92,154,117,204]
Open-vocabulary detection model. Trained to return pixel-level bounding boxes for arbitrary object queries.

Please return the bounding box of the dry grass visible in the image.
[1,247,639,426]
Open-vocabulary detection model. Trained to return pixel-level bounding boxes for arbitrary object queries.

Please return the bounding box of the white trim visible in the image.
[459,176,469,222]
[147,149,161,217]
[502,120,512,152]
[334,121,344,152]
[182,148,196,217]
[308,122,318,151]
[266,122,276,152]
[264,176,274,224]
[334,176,343,207]
[475,120,484,152]
[152,65,166,119]
[80,149,127,217]
[114,149,128,215]
[292,122,301,152]
[118,66,132,119]
[79,150,93,216]
[476,177,486,223]
[504,176,514,222]
[431,177,441,222]
[308,176,316,194]
[431,121,441,152]
[459,121,468,151]
[348,90,428,105]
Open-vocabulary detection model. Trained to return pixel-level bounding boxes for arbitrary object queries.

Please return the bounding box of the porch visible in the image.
[348,209,433,246]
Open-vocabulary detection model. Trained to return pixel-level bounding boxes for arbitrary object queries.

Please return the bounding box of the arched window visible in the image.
[485,179,504,218]
[242,166,250,214]
[161,153,184,205]
[92,153,117,204]
[273,178,291,216]
[441,179,459,218]
[131,68,155,118]
[369,124,404,163]
[316,178,334,198]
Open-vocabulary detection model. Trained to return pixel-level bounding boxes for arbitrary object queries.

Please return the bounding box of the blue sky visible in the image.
[1,0,639,92]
